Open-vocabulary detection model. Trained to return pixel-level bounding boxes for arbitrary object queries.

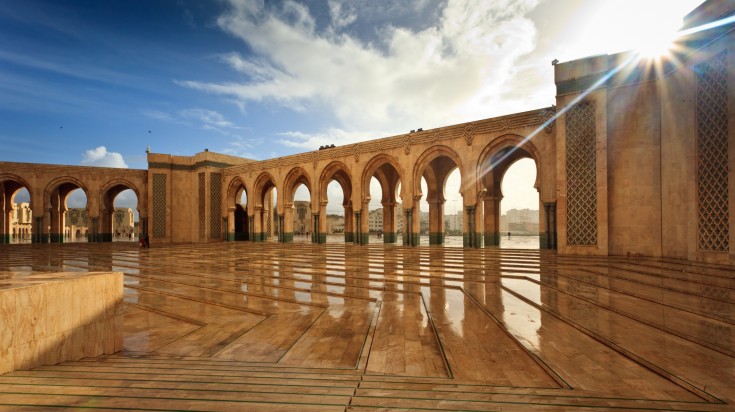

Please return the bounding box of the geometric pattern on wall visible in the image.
[696,51,729,252]
[210,173,222,239]
[152,174,167,239]
[198,172,205,240]
[566,101,598,246]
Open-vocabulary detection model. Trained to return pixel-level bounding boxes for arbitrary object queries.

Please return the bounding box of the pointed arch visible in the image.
[361,153,404,203]
[283,166,312,206]
[477,133,542,193]
[0,173,33,205]
[100,179,142,209]
[412,145,464,199]
[253,171,278,208]
[226,176,248,207]
[319,161,352,206]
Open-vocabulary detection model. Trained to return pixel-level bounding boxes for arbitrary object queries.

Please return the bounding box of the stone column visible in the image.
[1,193,10,244]
[483,195,502,247]
[226,206,236,241]
[34,215,46,243]
[428,199,445,245]
[403,208,410,246]
[382,201,396,243]
[464,205,480,248]
[282,204,294,243]
[248,215,255,242]
[139,216,148,239]
[100,208,113,242]
[344,204,354,243]
[354,210,363,245]
[277,213,284,243]
[89,217,99,242]
[49,193,63,243]
[359,201,370,244]
[544,201,557,250]
[318,201,328,244]
[312,213,321,243]
[410,196,422,246]
[253,205,264,241]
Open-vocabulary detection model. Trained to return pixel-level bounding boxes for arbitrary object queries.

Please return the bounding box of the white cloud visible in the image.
[277,128,384,150]
[80,146,128,168]
[66,188,87,208]
[328,0,357,29]
[179,0,542,141]
[179,108,239,129]
[141,109,174,122]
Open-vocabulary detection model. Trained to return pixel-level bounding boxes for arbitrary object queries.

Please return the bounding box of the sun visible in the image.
[635,27,679,58]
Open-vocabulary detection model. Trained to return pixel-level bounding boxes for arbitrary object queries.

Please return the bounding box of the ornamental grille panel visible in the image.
[210,173,222,239]
[198,173,205,240]
[566,101,598,246]
[696,52,729,252]
[152,174,167,239]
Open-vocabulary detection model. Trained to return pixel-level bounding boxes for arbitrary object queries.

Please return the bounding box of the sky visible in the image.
[0,0,705,216]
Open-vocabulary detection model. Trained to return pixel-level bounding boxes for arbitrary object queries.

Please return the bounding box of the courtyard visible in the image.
[1,242,734,410]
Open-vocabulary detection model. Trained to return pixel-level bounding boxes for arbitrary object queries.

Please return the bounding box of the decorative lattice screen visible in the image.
[198,173,205,240]
[696,52,729,252]
[210,173,222,239]
[152,174,167,239]
[566,101,598,246]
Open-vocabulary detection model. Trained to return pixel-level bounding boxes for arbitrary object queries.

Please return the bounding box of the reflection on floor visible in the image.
[0,242,734,411]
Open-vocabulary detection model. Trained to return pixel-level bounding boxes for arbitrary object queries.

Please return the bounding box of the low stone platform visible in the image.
[0,270,123,375]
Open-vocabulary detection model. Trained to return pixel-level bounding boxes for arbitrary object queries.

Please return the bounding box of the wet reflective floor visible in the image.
[0,242,734,411]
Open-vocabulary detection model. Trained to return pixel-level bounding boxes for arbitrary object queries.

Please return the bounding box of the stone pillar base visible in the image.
[429,232,444,245]
[484,232,500,247]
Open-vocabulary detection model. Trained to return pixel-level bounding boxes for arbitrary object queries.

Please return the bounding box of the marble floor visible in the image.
[0,241,734,411]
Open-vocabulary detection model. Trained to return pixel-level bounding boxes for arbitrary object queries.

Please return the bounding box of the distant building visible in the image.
[444,210,462,234]
[326,214,344,233]
[11,202,32,240]
[65,207,135,239]
[501,208,540,233]
[368,208,383,232]
[293,201,311,234]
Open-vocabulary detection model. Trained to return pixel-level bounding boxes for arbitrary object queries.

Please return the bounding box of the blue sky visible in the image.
[1,0,704,213]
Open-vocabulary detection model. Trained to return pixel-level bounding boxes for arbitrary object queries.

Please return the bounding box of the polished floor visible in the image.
[0,241,734,411]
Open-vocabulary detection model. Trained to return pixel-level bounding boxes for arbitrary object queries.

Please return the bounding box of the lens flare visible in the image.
[636,28,678,58]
